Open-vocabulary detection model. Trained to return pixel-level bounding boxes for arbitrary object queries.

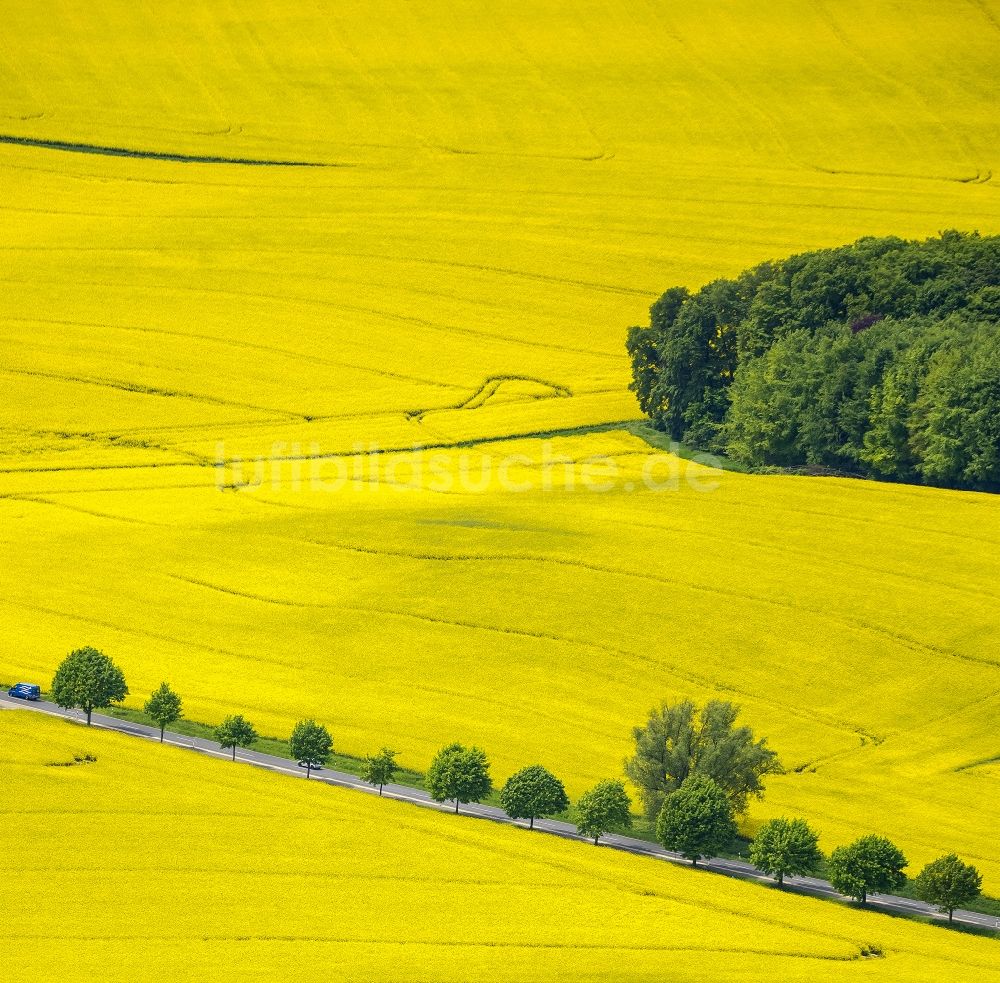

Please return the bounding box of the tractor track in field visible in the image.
[269,533,1000,674]
[2,494,169,526]
[6,315,468,392]
[0,133,345,167]
[1,271,623,361]
[406,375,573,423]
[0,595,332,678]
[0,365,307,421]
[166,568,880,744]
[615,514,1000,606]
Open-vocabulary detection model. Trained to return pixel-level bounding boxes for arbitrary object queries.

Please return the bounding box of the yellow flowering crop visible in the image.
[0,433,997,890]
[1,711,997,983]
[0,0,998,914]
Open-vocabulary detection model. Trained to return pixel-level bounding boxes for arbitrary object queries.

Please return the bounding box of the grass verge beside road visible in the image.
[6,686,998,924]
[89,704,1000,922]
[89,702,428,789]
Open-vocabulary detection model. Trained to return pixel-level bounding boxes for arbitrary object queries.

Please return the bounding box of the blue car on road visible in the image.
[7,683,41,701]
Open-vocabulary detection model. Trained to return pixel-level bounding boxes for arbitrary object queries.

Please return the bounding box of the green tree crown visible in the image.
[629,231,1000,491]
[50,646,129,726]
[143,682,182,742]
[913,854,982,922]
[655,773,737,865]
[425,743,493,813]
[749,817,823,885]
[625,699,781,820]
[215,714,258,760]
[361,748,399,795]
[827,835,908,904]
[289,719,333,777]
[499,765,570,829]
[576,779,632,845]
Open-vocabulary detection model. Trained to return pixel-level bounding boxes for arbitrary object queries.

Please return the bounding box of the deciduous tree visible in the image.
[143,682,182,742]
[426,743,492,814]
[828,835,907,904]
[499,765,570,829]
[576,780,632,845]
[624,699,781,819]
[749,817,823,885]
[913,854,982,922]
[361,747,399,796]
[655,774,737,865]
[629,232,1000,491]
[289,719,333,778]
[215,714,258,761]
[51,646,128,726]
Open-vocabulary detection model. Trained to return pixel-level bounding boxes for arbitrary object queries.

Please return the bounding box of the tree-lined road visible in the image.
[3,691,995,932]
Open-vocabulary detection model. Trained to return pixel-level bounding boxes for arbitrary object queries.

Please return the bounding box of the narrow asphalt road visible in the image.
[3,692,996,932]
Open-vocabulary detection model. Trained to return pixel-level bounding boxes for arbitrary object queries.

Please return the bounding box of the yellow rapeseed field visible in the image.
[1,710,997,983]
[1,0,998,909]
[1,433,997,889]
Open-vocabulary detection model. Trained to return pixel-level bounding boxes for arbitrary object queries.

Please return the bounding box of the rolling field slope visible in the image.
[1,435,997,887]
[1,0,998,897]
[2,711,998,983]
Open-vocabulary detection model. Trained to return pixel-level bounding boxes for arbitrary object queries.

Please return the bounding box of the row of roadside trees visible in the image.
[424,742,633,844]
[45,647,984,923]
[622,699,984,923]
[49,647,402,792]
[423,738,982,923]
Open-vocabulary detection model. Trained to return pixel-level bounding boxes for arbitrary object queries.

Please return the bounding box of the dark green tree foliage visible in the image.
[827,835,908,904]
[499,765,570,829]
[624,699,781,820]
[50,646,128,726]
[143,682,182,742]
[913,854,983,922]
[628,280,747,445]
[724,314,1000,487]
[426,742,493,814]
[575,779,632,845]
[909,327,1000,487]
[289,719,333,778]
[749,817,823,885]
[361,747,399,796]
[628,231,1000,490]
[655,774,737,865]
[215,714,258,761]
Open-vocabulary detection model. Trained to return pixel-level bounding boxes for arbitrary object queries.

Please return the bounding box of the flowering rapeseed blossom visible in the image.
[1,712,997,983]
[0,0,997,917]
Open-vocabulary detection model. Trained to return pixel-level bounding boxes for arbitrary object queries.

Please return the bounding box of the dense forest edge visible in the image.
[627,232,1000,491]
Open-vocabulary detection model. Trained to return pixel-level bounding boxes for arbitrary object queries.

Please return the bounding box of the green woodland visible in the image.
[627,232,1000,490]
